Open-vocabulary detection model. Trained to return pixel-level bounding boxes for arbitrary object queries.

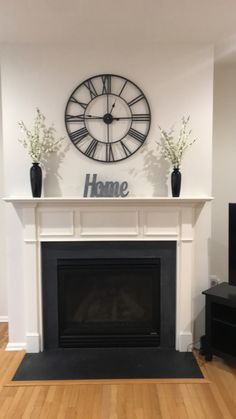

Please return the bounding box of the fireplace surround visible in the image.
[42,241,176,349]
[4,197,212,352]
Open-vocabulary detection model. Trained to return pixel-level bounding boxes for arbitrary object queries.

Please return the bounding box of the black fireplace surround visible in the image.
[42,241,176,349]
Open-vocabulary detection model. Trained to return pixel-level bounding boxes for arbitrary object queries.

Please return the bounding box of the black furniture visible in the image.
[229,203,236,286]
[202,282,236,361]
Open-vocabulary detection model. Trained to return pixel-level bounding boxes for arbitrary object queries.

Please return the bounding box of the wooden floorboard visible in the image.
[1,323,236,418]
[5,378,210,387]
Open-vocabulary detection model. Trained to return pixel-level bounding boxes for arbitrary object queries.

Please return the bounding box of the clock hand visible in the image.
[109,100,117,115]
[107,122,110,143]
[107,94,109,114]
[112,116,149,121]
[112,116,132,121]
[67,114,104,120]
[86,114,103,118]
[112,114,150,121]
[85,115,104,119]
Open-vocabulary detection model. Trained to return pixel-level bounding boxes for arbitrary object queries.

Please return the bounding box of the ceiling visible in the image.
[0,0,236,56]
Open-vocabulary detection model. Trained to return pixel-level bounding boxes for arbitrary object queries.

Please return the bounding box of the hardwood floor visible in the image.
[0,323,236,418]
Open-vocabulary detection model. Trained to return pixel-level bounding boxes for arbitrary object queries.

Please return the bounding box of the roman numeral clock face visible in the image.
[65,74,151,162]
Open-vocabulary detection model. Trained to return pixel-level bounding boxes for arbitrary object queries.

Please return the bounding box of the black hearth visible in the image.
[42,241,176,349]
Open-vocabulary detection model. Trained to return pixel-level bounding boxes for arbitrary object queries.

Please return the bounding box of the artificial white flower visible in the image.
[158,116,197,169]
[18,108,64,164]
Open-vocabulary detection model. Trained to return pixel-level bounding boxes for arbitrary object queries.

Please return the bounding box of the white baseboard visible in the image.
[6,342,26,351]
[5,334,40,353]
[178,332,193,352]
[0,316,8,322]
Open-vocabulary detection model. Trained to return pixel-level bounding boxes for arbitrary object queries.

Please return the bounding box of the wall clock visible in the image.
[65,74,151,163]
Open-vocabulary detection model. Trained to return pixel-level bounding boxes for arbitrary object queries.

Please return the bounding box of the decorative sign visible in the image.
[83,174,129,198]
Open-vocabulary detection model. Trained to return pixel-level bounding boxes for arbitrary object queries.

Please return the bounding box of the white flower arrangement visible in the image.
[18,108,64,165]
[158,116,197,169]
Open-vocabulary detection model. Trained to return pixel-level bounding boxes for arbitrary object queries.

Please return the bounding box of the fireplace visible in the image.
[42,241,176,349]
[4,197,211,352]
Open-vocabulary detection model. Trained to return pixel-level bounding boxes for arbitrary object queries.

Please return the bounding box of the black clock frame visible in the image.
[65,74,151,163]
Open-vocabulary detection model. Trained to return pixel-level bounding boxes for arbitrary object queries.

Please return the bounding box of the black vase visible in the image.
[30,163,42,197]
[171,167,181,197]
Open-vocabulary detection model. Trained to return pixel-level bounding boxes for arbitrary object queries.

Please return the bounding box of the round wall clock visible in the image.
[65,74,151,162]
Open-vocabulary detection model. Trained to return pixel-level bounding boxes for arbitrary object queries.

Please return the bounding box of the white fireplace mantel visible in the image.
[4,196,213,353]
[4,196,212,205]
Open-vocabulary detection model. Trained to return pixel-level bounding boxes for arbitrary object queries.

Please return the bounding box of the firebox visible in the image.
[58,258,160,347]
[42,241,176,349]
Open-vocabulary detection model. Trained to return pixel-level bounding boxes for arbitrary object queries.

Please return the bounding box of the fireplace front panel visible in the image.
[58,258,160,347]
[42,241,176,349]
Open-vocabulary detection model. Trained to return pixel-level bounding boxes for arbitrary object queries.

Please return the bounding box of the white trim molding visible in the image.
[0,316,8,322]
[26,333,40,353]
[4,196,213,205]
[6,342,26,351]
[4,196,213,353]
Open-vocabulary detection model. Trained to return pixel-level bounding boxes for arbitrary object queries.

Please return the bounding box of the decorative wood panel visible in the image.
[39,209,74,237]
[79,209,139,236]
[143,209,179,236]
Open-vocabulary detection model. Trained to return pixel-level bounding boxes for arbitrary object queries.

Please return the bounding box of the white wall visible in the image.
[0,43,213,344]
[211,62,236,281]
[1,44,213,197]
[0,81,8,320]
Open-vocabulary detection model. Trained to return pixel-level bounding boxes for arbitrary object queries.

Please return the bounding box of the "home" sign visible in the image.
[83,174,129,198]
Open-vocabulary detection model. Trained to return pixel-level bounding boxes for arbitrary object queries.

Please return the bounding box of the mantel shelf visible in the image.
[3,196,213,206]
